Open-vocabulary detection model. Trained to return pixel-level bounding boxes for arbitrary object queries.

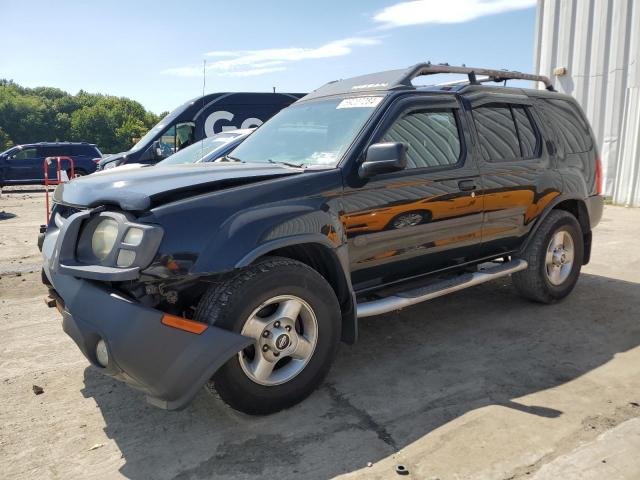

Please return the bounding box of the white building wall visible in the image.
[534,0,640,205]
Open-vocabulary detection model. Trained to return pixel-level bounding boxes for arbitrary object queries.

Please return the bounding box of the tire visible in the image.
[513,210,584,303]
[195,257,341,415]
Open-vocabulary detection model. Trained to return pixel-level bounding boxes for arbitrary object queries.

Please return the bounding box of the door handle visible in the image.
[458,180,477,191]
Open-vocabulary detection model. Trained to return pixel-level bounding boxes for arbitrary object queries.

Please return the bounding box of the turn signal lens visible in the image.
[161,314,208,335]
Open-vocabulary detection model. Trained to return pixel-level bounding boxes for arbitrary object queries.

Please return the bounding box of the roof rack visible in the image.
[302,62,555,101]
[399,63,555,91]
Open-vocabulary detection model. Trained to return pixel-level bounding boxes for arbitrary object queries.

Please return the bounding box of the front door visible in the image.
[341,95,484,292]
[6,146,42,182]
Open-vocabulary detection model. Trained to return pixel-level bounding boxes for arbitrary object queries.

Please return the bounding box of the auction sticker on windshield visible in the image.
[336,97,383,109]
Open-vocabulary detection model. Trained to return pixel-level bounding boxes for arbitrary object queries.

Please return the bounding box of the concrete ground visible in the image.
[1,187,639,480]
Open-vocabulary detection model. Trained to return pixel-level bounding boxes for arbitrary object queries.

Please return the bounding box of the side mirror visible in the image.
[358,142,408,178]
[152,140,162,158]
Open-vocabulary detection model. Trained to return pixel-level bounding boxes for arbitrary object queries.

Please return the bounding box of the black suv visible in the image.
[0,142,101,186]
[41,64,603,414]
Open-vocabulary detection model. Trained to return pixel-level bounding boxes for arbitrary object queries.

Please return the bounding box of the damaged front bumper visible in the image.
[42,212,250,410]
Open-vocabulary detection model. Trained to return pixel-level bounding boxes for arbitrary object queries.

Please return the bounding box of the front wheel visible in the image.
[195,257,341,414]
[512,210,584,303]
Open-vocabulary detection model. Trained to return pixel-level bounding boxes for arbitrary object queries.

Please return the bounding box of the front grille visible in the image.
[50,203,87,229]
[56,204,85,219]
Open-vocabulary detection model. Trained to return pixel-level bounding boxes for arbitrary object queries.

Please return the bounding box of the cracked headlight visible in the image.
[91,218,119,260]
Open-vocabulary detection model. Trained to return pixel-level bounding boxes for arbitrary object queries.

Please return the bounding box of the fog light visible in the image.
[96,339,109,367]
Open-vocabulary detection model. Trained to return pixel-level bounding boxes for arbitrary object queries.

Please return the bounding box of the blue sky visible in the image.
[1,0,537,114]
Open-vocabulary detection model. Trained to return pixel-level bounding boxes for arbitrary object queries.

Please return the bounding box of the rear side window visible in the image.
[542,99,592,153]
[472,104,540,162]
[70,145,100,156]
[381,109,462,170]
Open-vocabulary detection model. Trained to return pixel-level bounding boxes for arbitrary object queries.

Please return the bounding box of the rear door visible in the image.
[69,144,100,174]
[342,94,484,291]
[463,91,560,256]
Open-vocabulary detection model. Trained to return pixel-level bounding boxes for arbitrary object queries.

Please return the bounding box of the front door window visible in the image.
[9,147,38,160]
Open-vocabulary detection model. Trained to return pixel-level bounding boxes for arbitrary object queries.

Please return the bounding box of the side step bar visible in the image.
[356,259,528,318]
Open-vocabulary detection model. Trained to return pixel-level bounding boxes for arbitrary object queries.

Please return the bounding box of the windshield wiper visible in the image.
[267,159,304,168]
[221,154,244,163]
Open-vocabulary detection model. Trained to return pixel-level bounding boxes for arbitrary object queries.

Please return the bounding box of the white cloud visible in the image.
[164,37,380,78]
[374,0,536,27]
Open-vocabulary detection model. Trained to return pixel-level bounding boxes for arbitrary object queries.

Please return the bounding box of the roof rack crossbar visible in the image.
[399,63,555,91]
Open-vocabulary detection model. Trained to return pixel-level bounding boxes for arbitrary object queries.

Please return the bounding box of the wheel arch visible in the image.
[521,195,593,264]
[238,237,358,345]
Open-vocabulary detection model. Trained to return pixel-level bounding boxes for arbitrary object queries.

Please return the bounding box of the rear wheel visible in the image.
[513,210,584,303]
[195,257,341,414]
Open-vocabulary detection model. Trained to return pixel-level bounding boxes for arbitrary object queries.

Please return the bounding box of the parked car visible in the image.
[0,142,101,186]
[159,128,254,165]
[98,92,304,170]
[41,64,603,415]
[96,129,254,175]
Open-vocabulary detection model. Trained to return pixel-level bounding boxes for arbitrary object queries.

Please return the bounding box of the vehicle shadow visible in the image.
[81,272,640,480]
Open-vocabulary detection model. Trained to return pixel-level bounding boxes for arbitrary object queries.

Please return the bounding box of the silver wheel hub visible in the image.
[545,229,575,286]
[239,295,318,386]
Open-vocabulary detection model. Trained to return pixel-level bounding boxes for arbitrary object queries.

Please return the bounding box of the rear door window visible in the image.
[472,104,540,162]
[473,105,520,161]
[512,106,537,158]
[43,146,66,157]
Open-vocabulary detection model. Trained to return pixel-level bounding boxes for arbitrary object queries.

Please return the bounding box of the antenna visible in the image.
[200,59,206,160]
[202,59,207,97]
[273,86,276,93]
[194,58,207,159]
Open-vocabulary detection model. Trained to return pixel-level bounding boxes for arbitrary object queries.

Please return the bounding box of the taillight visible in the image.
[93,158,102,164]
[595,156,602,195]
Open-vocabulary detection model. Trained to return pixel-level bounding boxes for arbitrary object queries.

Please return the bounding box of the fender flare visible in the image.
[235,234,340,267]
[235,234,359,344]
[518,193,590,254]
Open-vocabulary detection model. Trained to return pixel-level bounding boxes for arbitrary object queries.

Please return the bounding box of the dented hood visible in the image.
[53,163,301,211]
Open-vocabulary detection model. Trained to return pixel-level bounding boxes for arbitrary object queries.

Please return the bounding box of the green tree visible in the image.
[0,127,13,151]
[0,79,161,153]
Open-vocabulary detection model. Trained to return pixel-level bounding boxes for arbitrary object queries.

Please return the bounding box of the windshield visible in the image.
[156,133,242,166]
[229,97,382,167]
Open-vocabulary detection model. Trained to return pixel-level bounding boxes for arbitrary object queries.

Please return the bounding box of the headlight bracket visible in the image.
[53,208,163,281]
